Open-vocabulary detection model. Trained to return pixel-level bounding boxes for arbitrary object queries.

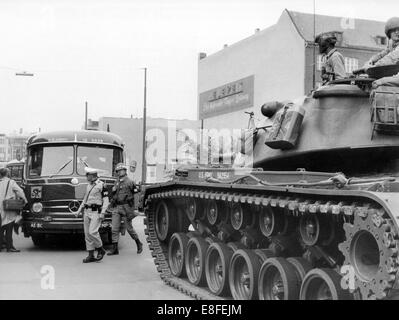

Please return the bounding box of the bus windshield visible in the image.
[28,145,123,178]
[77,145,122,177]
[28,146,74,177]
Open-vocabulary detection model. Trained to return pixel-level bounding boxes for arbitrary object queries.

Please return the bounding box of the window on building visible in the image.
[344,57,359,73]
[333,32,343,45]
[376,36,387,46]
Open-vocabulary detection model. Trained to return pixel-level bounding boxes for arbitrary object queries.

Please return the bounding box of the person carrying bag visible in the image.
[0,167,27,252]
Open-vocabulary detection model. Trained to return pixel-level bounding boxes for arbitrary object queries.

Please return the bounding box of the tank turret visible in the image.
[252,65,399,175]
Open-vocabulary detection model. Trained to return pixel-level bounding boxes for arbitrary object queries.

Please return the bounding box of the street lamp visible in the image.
[15,71,34,76]
[141,67,147,183]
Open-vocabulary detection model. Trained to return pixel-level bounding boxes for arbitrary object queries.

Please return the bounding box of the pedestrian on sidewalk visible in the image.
[0,167,27,253]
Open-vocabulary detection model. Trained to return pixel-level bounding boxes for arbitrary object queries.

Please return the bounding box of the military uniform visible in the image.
[367,42,399,67]
[322,48,346,81]
[315,32,346,84]
[107,163,143,255]
[111,176,138,242]
[367,18,399,89]
[365,17,399,68]
[82,179,108,251]
[79,167,109,263]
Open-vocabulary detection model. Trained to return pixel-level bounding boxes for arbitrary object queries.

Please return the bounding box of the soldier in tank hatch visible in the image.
[365,17,399,89]
[315,32,346,84]
[364,17,399,69]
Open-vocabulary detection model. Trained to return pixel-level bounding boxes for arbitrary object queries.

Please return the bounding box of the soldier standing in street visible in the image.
[107,163,143,255]
[76,168,109,263]
[315,32,346,84]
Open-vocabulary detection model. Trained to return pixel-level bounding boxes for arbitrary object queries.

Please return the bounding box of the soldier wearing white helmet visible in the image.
[76,167,109,263]
[364,17,399,68]
[107,162,143,255]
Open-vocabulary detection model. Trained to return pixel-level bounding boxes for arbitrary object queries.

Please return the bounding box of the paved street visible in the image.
[0,216,189,300]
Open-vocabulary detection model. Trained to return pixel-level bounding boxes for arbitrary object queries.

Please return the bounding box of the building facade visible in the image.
[0,131,31,163]
[198,10,386,130]
[0,134,8,162]
[7,133,29,161]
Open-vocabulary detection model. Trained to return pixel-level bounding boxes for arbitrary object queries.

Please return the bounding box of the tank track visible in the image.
[144,186,399,300]
[144,209,225,300]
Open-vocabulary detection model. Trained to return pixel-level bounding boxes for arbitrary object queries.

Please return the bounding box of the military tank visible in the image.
[142,64,399,300]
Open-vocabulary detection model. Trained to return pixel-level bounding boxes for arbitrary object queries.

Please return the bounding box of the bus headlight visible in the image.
[32,202,43,213]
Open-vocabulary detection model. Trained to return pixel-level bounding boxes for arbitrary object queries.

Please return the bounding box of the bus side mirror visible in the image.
[130,160,137,173]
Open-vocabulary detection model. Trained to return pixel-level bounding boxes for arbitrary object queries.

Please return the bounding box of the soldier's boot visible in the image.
[83,250,97,263]
[107,243,119,256]
[96,246,106,261]
[135,238,143,254]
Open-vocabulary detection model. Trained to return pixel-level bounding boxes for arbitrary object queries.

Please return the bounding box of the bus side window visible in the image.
[11,167,17,179]
[10,166,15,178]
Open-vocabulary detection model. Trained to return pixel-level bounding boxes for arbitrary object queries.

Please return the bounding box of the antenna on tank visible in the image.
[312,0,317,90]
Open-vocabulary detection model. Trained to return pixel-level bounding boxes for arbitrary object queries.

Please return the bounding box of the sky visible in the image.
[0,0,398,134]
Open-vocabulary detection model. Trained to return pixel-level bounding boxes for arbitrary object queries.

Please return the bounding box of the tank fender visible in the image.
[367,192,399,224]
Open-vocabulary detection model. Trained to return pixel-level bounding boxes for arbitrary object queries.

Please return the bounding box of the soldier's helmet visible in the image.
[115,163,128,172]
[84,167,99,176]
[315,32,338,46]
[385,17,399,39]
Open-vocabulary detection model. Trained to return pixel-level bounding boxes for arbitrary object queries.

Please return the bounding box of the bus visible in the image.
[21,130,125,246]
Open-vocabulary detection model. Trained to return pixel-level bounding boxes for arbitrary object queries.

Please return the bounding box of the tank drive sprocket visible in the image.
[338,208,399,299]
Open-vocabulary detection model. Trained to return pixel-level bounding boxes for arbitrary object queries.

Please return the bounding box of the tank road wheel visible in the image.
[227,242,246,252]
[204,237,217,245]
[259,207,277,237]
[187,231,201,238]
[186,198,199,221]
[230,203,250,231]
[205,242,233,296]
[299,214,336,246]
[321,216,336,247]
[338,210,399,300]
[206,200,223,226]
[254,249,275,264]
[229,249,261,300]
[259,207,291,237]
[155,200,178,242]
[168,233,189,278]
[300,268,352,300]
[299,214,321,246]
[287,257,313,282]
[185,237,209,286]
[258,258,301,300]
